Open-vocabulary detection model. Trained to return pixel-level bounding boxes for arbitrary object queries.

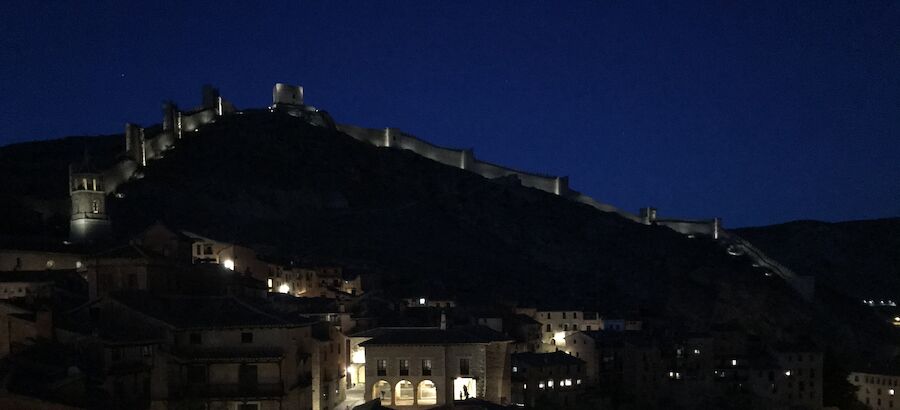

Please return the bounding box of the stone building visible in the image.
[517,308,603,350]
[183,231,270,280]
[0,247,85,272]
[62,290,347,410]
[359,326,512,408]
[68,159,111,244]
[849,369,900,410]
[740,347,823,410]
[509,351,586,408]
[565,330,663,404]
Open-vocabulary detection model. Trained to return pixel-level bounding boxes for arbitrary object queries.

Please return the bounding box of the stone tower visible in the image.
[272,83,304,106]
[69,156,111,243]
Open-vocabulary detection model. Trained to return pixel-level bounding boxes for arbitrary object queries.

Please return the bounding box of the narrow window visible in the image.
[546,324,551,332]
[460,358,470,375]
[91,200,100,213]
[377,359,387,376]
[399,359,409,376]
[422,359,432,376]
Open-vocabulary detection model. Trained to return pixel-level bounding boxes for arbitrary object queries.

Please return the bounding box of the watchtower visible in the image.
[639,207,658,225]
[272,83,304,106]
[69,157,111,243]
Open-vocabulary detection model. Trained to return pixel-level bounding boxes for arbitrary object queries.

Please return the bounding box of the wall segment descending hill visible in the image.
[336,124,640,222]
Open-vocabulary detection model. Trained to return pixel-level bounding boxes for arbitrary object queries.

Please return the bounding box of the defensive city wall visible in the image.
[71,82,811,300]
[336,124,639,221]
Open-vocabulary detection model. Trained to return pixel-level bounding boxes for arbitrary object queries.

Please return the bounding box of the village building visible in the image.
[565,330,663,406]
[61,290,347,410]
[849,369,900,410]
[516,308,603,350]
[510,351,586,408]
[359,325,512,408]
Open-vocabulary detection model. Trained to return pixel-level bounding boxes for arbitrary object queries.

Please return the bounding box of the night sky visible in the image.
[2,1,898,227]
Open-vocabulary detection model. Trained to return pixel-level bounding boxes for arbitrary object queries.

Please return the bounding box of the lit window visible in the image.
[731,359,737,366]
[890,389,895,396]
[548,380,555,388]
[785,370,792,377]
[223,259,235,270]
[267,278,273,288]
[693,349,701,355]
[512,366,518,373]
[538,382,545,389]
[523,384,527,390]
[419,297,426,305]
[576,379,582,385]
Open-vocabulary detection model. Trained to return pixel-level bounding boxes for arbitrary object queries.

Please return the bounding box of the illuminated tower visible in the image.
[69,157,111,243]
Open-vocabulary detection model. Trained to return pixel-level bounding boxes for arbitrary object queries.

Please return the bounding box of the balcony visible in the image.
[171,382,284,399]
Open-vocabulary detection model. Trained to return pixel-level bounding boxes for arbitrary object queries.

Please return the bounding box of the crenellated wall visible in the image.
[336,124,641,220]
[179,107,218,133]
[71,82,813,300]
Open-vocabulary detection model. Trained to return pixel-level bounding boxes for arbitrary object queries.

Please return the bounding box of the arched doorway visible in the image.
[418,380,437,405]
[357,364,366,385]
[395,380,414,405]
[372,380,391,405]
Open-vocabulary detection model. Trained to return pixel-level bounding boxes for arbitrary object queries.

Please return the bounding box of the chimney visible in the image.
[440,311,447,330]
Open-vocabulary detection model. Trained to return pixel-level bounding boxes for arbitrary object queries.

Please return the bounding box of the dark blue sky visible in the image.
[2,1,898,227]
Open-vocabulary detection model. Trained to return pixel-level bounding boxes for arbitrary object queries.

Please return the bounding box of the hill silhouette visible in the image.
[1,111,897,373]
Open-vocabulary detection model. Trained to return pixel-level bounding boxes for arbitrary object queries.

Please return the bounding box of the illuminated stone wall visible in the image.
[337,124,645,222]
[273,83,304,106]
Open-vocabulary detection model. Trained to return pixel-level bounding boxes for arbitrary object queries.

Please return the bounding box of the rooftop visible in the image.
[109,291,317,329]
[359,325,510,346]
[512,351,585,367]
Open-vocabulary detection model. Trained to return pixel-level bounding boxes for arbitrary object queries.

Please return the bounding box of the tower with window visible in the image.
[69,158,111,243]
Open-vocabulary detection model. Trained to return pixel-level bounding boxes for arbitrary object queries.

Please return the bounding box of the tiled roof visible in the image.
[512,351,585,367]
[577,330,654,348]
[109,291,316,329]
[359,325,511,346]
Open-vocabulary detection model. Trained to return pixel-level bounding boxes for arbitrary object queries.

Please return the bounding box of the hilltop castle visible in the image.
[67,83,810,299]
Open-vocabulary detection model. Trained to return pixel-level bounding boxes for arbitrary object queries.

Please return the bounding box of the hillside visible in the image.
[736,219,900,301]
[1,111,897,370]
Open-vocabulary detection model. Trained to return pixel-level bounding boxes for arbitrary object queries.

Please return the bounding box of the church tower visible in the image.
[69,156,111,243]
